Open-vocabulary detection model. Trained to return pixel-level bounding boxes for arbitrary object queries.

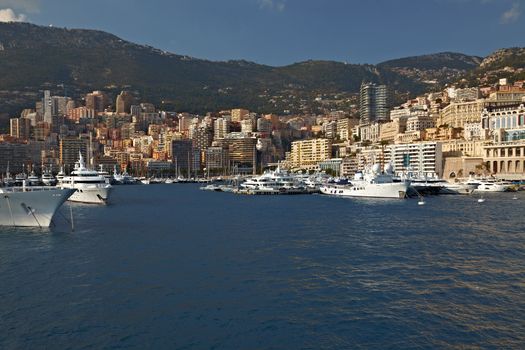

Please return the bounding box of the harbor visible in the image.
[1,184,524,349]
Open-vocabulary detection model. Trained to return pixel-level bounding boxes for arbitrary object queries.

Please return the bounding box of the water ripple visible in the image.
[1,186,524,349]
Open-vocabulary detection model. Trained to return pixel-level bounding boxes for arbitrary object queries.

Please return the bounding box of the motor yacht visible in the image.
[58,153,112,204]
[27,169,40,186]
[97,165,114,184]
[241,166,307,193]
[320,163,408,199]
[112,165,135,184]
[2,163,15,187]
[464,178,513,192]
[409,177,477,195]
[41,167,57,186]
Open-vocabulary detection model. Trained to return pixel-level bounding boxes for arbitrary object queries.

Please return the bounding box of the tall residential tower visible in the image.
[359,82,390,124]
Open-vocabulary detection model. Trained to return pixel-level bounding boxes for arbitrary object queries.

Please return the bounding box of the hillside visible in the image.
[1,22,523,123]
[460,48,525,86]
[0,23,395,115]
[0,23,428,118]
[378,52,482,85]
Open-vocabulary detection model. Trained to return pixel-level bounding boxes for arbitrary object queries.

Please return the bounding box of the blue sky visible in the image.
[1,0,524,66]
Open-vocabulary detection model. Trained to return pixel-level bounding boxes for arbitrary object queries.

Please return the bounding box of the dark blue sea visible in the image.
[1,185,524,349]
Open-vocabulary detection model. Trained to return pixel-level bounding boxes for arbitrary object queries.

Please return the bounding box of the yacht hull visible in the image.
[320,182,408,199]
[439,184,477,195]
[474,184,511,192]
[65,185,112,204]
[0,187,74,227]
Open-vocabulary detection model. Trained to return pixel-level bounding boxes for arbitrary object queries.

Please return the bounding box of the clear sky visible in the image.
[0,0,524,66]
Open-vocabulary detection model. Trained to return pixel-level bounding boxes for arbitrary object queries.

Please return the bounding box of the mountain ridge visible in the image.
[0,22,523,124]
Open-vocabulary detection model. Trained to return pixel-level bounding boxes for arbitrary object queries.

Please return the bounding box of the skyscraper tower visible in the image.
[359,82,390,124]
[43,90,52,124]
[115,91,133,114]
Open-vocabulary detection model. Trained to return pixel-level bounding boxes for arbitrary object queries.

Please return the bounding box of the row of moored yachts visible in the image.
[202,163,521,198]
[1,156,521,227]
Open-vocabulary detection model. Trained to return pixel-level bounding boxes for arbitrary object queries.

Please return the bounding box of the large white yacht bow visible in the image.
[0,184,74,227]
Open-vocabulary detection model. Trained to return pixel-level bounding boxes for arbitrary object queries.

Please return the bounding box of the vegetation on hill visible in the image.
[0,22,523,125]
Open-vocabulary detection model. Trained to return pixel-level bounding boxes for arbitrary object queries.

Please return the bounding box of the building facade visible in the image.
[359,82,389,124]
[290,138,331,170]
[385,142,443,178]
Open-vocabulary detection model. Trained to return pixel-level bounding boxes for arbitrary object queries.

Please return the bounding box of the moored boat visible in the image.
[0,185,74,227]
[57,153,112,204]
[320,163,408,199]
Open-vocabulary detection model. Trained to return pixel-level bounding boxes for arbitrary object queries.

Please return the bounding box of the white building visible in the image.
[481,104,525,143]
[214,117,230,139]
[464,122,487,141]
[386,142,443,178]
[240,119,253,133]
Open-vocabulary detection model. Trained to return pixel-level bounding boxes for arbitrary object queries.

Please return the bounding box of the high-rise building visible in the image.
[240,119,253,133]
[60,137,89,169]
[359,82,390,124]
[256,117,272,134]
[205,146,229,172]
[43,90,52,124]
[171,139,193,177]
[225,136,257,171]
[115,91,134,114]
[178,114,191,133]
[385,142,443,178]
[290,138,332,170]
[0,142,30,174]
[10,117,31,140]
[214,118,230,139]
[192,126,213,153]
[231,108,249,122]
[86,91,108,113]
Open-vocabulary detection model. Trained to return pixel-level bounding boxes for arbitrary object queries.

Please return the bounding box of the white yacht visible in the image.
[2,163,15,187]
[58,153,112,204]
[97,165,114,184]
[112,165,135,185]
[14,171,27,186]
[241,166,307,193]
[27,169,40,186]
[408,177,477,195]
[0,185,74,227]
[320,164,408,199]
[41,167,57,186]
[465,178,513,192]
